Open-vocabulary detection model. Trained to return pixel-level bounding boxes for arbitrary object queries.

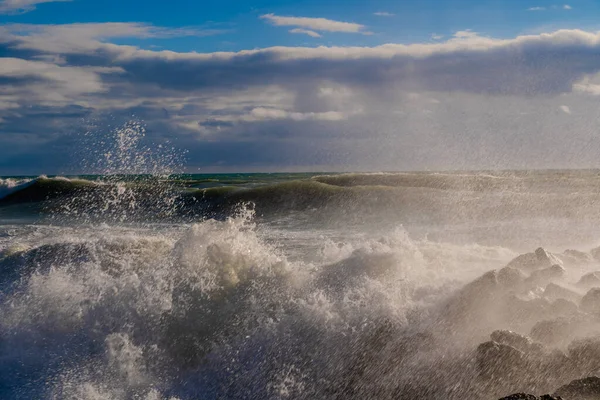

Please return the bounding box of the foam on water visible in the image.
[0,205,528,399]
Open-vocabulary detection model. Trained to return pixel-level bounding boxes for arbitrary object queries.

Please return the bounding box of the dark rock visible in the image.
[540,349,572,380]
[506,248,562,272]
[491,330,543,354]
[531,318,572,347]
[580,288,600,314]
[568,339,600,373]
[544,283,582,304]
[498,395,562,400]
[531,316,600,348]
[498,394,538,400]
[476,341,527,380]
[577,272,600,290]
[554,376,600,399]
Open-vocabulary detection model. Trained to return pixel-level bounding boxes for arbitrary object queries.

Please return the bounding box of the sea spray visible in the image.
[0,206,524,399]
[54,121,186,222]
[4,169,600,398]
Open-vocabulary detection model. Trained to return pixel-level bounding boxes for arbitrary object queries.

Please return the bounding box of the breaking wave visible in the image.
[0,207,528,399]
[4,172,600,226]
[3,206,600,399]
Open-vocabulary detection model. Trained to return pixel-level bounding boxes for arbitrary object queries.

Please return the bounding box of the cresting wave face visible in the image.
[4,123,600,399]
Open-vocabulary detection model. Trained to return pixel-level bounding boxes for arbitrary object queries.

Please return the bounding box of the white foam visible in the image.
[0,211,526,399]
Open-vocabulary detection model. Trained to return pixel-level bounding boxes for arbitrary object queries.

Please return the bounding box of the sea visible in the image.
[2,169,600,399]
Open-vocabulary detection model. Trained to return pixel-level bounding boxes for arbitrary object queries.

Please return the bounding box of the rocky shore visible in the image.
[444,247,600,399]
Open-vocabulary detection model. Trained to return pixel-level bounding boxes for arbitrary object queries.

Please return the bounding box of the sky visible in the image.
[2,0,600,173]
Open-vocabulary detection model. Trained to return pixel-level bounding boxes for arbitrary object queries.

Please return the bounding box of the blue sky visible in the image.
[2,0,600,173]
[2,0,592,51]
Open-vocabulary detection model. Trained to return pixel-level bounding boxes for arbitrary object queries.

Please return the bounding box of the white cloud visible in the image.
[560,105,571,114]
[0,57,123,114]
[373,12,394,17]
[260,13,367,34]
[453,30,479,39]
[289,28,322,38]
[0,22,226,54]
[0,0,70,14]
[431,33,444,40]
[176,107,348,134]
[6,25,600,170]
[0,57,114,94]
[528,7,546,11]
[564,4,572,9]
[248,107,347,121]
[573,73,600,95]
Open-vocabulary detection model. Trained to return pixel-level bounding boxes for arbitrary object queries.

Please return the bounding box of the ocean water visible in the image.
[2,170,600,399]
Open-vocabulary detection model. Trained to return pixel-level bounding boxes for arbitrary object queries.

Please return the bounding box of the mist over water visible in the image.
[3,123,600,399]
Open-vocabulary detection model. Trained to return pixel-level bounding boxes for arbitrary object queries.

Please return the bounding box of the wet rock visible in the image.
[568,338,600,373]
[491,330,544,354]
[442,270,502,332]
[551,299,579,316]
[540,349,573,381]
[476,341,527,380]
[544,283,582,304]
[503,295,554,329]
[531,318,572,347]
[580,288,600,314]
[498,266,527,289]
[498,395,562,400]
[577,272,600,290]
[554,376,600,399]
[526,265,566,287]
[561,249,593,266]
[531,316,600,348]
[498,394,538,400]
[506,248,562,273]
[590,246,600,261]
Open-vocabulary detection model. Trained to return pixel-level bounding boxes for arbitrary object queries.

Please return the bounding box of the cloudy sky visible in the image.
[2,0,600,174]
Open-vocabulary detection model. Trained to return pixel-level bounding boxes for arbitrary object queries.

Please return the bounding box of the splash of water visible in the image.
[54,120,186,222]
